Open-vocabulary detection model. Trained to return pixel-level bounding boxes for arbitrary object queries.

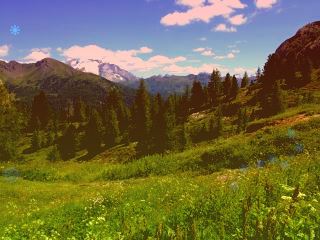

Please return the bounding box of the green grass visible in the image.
[1,104,320,239]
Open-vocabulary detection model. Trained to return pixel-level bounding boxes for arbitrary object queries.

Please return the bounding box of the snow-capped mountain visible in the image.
[67,59,138,82]
[99,63,138,82]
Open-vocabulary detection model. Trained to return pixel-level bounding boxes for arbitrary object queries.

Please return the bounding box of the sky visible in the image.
[0,0,319,77]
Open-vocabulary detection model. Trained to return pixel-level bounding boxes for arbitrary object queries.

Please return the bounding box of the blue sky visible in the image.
[0,0,319,77]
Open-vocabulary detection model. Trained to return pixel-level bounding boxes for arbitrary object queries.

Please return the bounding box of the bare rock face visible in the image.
[263,21,320,88]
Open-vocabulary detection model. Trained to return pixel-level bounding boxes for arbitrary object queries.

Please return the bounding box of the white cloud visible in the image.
[193,47,206,52]
[193,47,215,56]
[213,24,237,32]
[234,67,256,75]
[255,0,278,9]
[163,63,226,75]
[161,0,247,26]
[214,52,235,59]
[176,0,205,8]
[23,48,51,63]
[228,14,247,25]
[199,37,207,41]
[201,50,215,56]
[60,44,186,74]
[0,45,10,57]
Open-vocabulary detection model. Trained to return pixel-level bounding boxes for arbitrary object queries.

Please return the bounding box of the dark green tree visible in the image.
[208,107,223,139]
[58,124,77,160]
[84,110,102,155]
[241,72,249,88]
[30,91,50,129]
[237,107,248,133]
[208,69,222,106]
[106,88,130,133]
[223,73,233,99]
[272,80,286,114]
[230,75,239,99]
[175,123,188,151]
[190,80,205,110]
[104,108,121,148]
[131,80,152,154]
[0,81,22,161]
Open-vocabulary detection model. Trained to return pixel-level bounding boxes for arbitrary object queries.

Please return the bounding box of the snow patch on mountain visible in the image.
[67,59,138,82]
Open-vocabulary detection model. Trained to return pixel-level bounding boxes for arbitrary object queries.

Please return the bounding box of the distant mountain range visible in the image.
[0,58,134,105]
[1,21,319,105]
[67,58,212,97]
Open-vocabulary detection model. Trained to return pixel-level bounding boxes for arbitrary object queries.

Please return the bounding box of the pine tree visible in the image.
[256,67,262,83]
[272,80,285,114]
[30,91,50,129]
[190,80,205,110]
[208,107,223,139]
[175,123,188,151]
[230,75,239,99]
[223,73,232,99]
[0,80,22,161]
[177,86,190,123]
[106,88,130,133]
[58,124,77,159]
[131,80,152,154]
[84,110,102,155]
[104,108,121,148]
[208,69,222,106]
[241,72,249,88]
[236,107,248,133]
[150,93,164,152]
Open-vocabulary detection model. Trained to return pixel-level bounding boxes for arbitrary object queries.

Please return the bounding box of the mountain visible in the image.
[121,73,211,97]
[68,59,138,82]
[263,21,320,88]
[0,58,134,105]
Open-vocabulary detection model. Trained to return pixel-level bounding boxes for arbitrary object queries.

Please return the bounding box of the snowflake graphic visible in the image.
[10,25,21,35]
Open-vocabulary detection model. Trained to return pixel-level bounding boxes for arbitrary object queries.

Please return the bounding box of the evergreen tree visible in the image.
[175,123,188,151]
[208,107,223,139]
[230,75,239,99]
[256,67,262,83]
[30,91,50,129]
[272,80,286,114]
[106,88,130,133]
[177,86,190,123]
[104,108,121,148]
[190,80,205,110]
[223,73,232,99]
[0,81,22,161]
[84,110,102,155]
[237,107,248,133]
[208,69,222,106]
[58,124,77,160]
[241,72,249,88]
[132,80,152,153]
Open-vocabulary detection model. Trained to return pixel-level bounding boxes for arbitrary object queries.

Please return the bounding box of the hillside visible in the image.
[1,21,320,239]
[263,21,320,88]
[0,58,135,105]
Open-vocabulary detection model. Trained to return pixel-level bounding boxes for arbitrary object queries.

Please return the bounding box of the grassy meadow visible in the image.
[1,103,320,239]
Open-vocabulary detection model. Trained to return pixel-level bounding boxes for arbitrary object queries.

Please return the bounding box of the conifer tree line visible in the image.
[0,65,289,162]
